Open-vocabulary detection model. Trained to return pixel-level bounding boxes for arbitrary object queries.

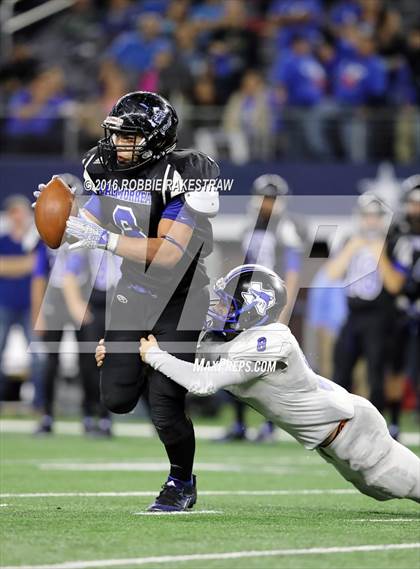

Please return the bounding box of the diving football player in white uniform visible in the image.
[96,265,420,503]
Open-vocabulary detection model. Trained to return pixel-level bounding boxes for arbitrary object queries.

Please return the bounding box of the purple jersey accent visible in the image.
[83,195,105,224]
[161,196,196,228]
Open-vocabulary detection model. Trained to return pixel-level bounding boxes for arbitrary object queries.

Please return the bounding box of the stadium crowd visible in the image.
[1,0,420,161]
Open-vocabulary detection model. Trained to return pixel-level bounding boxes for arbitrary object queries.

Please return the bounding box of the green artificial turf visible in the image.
[0,430,419,569]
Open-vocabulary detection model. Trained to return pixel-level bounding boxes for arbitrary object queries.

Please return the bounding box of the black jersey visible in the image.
[82,147,219,296]
[388,220,420,310]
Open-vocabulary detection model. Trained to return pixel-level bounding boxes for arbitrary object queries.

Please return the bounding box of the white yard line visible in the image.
[37,462,325,476]
[133,510,223,516]
[0,489,357,499]
[1,544,419,569]
[353,519,420,523]
[2,419,419,446]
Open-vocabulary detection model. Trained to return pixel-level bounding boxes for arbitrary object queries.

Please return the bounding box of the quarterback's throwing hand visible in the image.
[66,215,110,251]
[95,339,106,367]
[140,335,159,362]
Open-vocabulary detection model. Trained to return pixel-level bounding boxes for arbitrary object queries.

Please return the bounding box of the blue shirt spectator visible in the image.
[6,67,68,137]
[271,37,326,106]
[333,36,387,106]
[269,0,322,48]
[330,1,361,28]
[0,234,32,311]
[108,12,171,73]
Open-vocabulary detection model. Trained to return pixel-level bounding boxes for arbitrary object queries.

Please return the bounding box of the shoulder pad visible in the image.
[168,149,220,180]
[164,150,220,216]
[82,147,103,193]
[184,189,219,217]
[227,324,292,362]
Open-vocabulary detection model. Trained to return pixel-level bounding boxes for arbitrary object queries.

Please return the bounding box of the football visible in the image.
[34,176,75,249]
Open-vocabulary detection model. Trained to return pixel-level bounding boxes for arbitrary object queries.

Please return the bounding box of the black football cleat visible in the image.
[147,475,197,512]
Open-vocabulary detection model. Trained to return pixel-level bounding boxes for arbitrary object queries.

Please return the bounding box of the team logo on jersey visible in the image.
[241,282,275,316]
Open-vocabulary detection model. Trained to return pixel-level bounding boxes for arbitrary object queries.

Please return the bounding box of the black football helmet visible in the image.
[207,264,287,334]
[98,91,178,171]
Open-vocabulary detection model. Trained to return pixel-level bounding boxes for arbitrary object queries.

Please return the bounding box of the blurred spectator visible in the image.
[190,0,225,42]
[101,0,143,40]
[329,0,361,32]
[271,35,331,159]
[166,0,191,27]
[219,174,306,441]
[0,43,39,106]
[77,60,128,148]
[36,0,102,98]
[223,70,277,162]
[332,33,387,161]
[396,24,420,163]
[305,248,348,378]
[269,0,322,49]
[5,67,70,154]
[404,23,420,104]
[326,194,397,413]
[108,11,172,87]
[61,248,121,437]
[0,196,42,410]
[207,0,259,101]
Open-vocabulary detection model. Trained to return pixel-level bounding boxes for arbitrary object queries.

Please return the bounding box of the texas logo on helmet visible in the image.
[241,282,276,316]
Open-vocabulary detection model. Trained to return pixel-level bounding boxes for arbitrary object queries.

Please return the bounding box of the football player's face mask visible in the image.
[207,277,270,335]
[112,132,145,167]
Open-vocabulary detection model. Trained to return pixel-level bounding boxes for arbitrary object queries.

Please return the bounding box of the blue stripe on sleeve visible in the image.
[161,196,196,228]
[83,195,103,222]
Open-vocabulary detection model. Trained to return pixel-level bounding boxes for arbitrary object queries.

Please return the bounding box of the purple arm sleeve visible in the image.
[83,195,105,224]
[161,196,196,228]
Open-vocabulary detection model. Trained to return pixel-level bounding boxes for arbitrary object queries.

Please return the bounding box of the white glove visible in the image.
[65,215,119,252]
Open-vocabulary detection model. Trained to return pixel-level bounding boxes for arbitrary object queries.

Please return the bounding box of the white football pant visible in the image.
[317,394,420,502]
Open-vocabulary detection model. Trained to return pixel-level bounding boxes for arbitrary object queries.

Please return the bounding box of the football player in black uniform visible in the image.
[34,92,220,512]
[386,177,420,439]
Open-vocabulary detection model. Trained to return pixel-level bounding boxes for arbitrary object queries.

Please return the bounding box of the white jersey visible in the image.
[145,323,355,449]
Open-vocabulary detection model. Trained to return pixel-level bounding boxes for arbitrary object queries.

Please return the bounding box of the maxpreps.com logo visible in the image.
[241,282,275,316]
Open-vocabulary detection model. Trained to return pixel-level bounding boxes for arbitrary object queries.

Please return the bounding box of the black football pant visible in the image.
[101,280,209,476]
[333,308,392,412]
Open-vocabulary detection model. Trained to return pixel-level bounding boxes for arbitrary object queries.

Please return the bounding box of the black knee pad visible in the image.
[100,393,137,415]
[153,415,194,446]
